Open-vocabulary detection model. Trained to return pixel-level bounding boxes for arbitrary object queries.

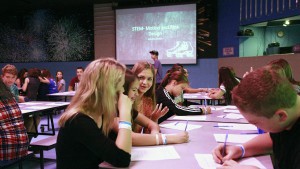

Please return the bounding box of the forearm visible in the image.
[184,87,207,93]
[116,129,132,153]
[243,133,273,158]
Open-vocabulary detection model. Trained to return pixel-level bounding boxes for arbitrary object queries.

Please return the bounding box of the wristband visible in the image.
[119,121,132,126]
[161,134,167,145]
[119,123,132,130]
[236,144,245,158]
[155,134,159,145]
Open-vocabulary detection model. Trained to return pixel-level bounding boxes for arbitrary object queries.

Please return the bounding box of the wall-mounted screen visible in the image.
[116,4,196,65]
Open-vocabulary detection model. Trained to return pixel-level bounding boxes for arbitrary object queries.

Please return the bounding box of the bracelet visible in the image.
[119,121,132,126]
[155,134,159,145]
[119,123,132,130]
[161,134,167,145]
[236,144,245,158]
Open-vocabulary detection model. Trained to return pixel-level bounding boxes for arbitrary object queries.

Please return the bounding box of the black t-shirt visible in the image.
[270,118,300,169]
[56,113,131,169]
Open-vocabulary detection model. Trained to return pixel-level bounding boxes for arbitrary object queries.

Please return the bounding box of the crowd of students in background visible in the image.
[1,54,300,168]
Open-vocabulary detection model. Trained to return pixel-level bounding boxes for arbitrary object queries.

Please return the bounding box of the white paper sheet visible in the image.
[194,154,266,169]
[224,109,240,113]
[160,122,202,131]
[215,123,257,131]
[214,134,258,143]
[217,113,244,119]
[173,115,207,121]
[131,146,180,161]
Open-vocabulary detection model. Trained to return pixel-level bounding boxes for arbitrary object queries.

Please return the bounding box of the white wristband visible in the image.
[119,123,132,130]
[236,144,245,158]
[161,134,167,145]
[155,134,159,145]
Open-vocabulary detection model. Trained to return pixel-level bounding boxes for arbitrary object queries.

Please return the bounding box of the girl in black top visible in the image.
[156,69,211,123]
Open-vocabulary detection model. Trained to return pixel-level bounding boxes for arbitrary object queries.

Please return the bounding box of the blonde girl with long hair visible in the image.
[56,58,133,169]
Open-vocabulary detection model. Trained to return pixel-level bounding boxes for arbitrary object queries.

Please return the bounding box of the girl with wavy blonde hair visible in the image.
[57,58,133,168]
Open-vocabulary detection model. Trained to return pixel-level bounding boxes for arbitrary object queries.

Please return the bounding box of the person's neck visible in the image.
[286,95,300,130]
[164,85,173,95]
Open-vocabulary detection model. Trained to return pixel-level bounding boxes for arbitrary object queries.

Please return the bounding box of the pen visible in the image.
[184,120,189,131]
[213,125,233,127]
[222,132,229,158]
[240,132,259,134]
[174,121,179,125]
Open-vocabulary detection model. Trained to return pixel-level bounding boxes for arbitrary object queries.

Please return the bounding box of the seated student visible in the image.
[56,70,66,93]
[15,68,27,96]
[38,69,58,101]
[212,67,300,169]
[0,78,29,164]
[68,67,84,91]
[167,65,207,105]
[267,58,300,94]
[156,70,211,123]
[1,64,25,103]
[131,61,169,133]
[208,67,240,105]
[112,69,189,146]
[56,58,133,169]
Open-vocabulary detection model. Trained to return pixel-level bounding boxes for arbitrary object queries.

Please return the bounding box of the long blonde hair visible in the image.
[58,58,126,136]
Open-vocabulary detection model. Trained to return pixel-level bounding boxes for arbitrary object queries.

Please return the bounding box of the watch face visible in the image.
[277,31,284,37]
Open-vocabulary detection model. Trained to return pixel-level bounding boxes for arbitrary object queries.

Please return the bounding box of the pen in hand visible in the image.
[184,120,189,131]
[221,132,229,163]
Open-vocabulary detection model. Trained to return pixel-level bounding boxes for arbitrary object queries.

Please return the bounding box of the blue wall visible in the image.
[217,0,240,58]
[0,58,219,89]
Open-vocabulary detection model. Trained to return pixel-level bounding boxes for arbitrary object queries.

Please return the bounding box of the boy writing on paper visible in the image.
[212,66,300,169]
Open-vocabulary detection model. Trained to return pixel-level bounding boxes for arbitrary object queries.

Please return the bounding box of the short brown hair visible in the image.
[232,67,297,118]
[2,64,18,76]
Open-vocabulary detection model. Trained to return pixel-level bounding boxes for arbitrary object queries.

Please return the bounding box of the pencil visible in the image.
[222,132,229,158]
[184,120,189,131]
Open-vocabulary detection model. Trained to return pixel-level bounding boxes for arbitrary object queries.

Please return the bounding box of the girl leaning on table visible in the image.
[111,69,189,146]
[56,58,133,169]
[208,67,240,105]
[156,69,212,123]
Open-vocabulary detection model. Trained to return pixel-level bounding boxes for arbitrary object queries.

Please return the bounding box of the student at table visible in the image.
[0,78,29,164]
[56,58,133,168]
[132,61,169,133]
[1,64,24,103]
[68,67,84,91]
[212,67,300,169]
[267,58,300,94]
[156,69,211,123]
[15,68,27,96]
[166,64,208,105]
[112,69,189,146]
[208,66,240,105]
[56,70,65,93]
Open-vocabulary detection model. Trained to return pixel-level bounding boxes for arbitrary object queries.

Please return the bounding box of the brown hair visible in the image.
[232,67,297,118]
[2,64,18,76]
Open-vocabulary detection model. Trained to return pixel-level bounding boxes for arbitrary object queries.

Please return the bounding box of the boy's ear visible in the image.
[274,109,288,122]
